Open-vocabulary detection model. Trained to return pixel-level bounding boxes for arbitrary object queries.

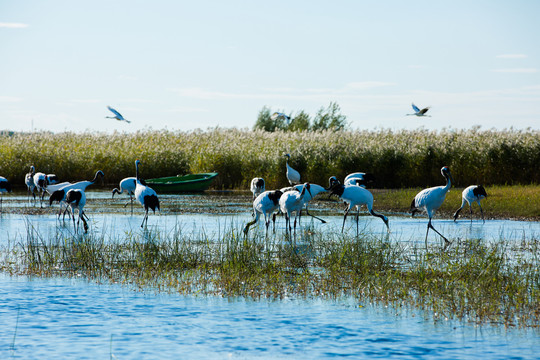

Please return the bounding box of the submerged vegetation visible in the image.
[2,225,539,328]
[0,128,538,190]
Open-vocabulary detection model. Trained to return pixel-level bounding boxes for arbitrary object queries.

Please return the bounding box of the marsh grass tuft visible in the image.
[4,223,539,328]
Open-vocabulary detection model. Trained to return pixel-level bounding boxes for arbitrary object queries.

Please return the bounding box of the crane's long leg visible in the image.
[141,210,148,228]
[342,208,351,233]
[243,212,259,236]
[478,202,485,223]
[425,222,430,249]
[427,218,450,248]
[356,206,360,236]
[81,214,88,233]
[286,213,291,234]
[71,206,77,232]
[305,206,326,223]
[453,206,463,221]
[469,204,473,222]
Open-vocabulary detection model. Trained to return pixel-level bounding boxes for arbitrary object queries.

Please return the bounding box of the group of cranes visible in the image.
[244,154,488,248]
[1,152,488,245]
[0,159,159,233]
[245,154,389,237]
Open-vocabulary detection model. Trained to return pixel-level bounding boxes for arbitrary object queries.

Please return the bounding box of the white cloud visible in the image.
[496,54,527,59]
[491,68,538,73]
[0,22,29,28]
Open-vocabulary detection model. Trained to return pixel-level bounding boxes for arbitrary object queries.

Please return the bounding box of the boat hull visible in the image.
[145,173,218,193]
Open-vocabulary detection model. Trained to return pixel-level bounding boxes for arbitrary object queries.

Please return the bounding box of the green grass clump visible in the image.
[5,224,539,328]
[1,128,538,190]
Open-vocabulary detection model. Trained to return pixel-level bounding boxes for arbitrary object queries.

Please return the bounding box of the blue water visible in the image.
[1,274,539,359]
[1,191,539,358]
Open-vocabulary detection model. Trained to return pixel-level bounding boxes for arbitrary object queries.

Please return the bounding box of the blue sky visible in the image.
[1,0,539,133]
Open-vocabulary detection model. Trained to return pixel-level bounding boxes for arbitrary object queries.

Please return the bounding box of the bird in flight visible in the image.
[407,103,431,117]
[271,112,291,124]
[106,106,130,123]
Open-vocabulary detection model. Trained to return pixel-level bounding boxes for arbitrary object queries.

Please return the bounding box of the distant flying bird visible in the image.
[106,106,130,123]
[271,112,291,124]
[453,185,488,223]
[410,166,453,248]
[284,153,301,185]
[407,103,431,117]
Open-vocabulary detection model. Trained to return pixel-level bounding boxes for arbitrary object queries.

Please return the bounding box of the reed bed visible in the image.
[3,225,539,328]
[1,128,538,189]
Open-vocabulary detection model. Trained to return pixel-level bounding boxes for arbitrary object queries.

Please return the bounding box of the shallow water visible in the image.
[1,191,539,358]
[1,203,538,248]
[1,274,539,359]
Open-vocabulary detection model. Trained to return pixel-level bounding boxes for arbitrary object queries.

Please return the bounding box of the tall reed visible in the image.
[0,128,538,189]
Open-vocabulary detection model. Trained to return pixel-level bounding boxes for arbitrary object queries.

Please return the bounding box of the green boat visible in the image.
[145,172,218,193]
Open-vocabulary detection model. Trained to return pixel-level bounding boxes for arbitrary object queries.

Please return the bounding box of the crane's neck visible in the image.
[90,170,103,184]
[135,162,140,182]
[443,174,452,192]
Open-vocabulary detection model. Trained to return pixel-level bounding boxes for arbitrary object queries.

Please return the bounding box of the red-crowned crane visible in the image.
[344,172,375,188]
[453,185,487,223]
[106,106,130,123]
[284,153,301,185]
[65,189,88,233]
[292,182,330,224]
[329,178,389,235]
[410,166,453,248]
[32,171,60,207]
[25,166,36,202]
[243,189,283,236]
[0,176,12,213]
[33,172,48,207]
[279,182,312,234]
[407,103,431,117]
[46,174,60,185]
[112,177,137,214]
[134,160,160,228]
[48,170,104,219]
[250,177,265,201]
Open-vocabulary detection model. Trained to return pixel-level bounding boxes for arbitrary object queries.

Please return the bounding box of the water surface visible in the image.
[1,274,538,359]
[1,191,539,358]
